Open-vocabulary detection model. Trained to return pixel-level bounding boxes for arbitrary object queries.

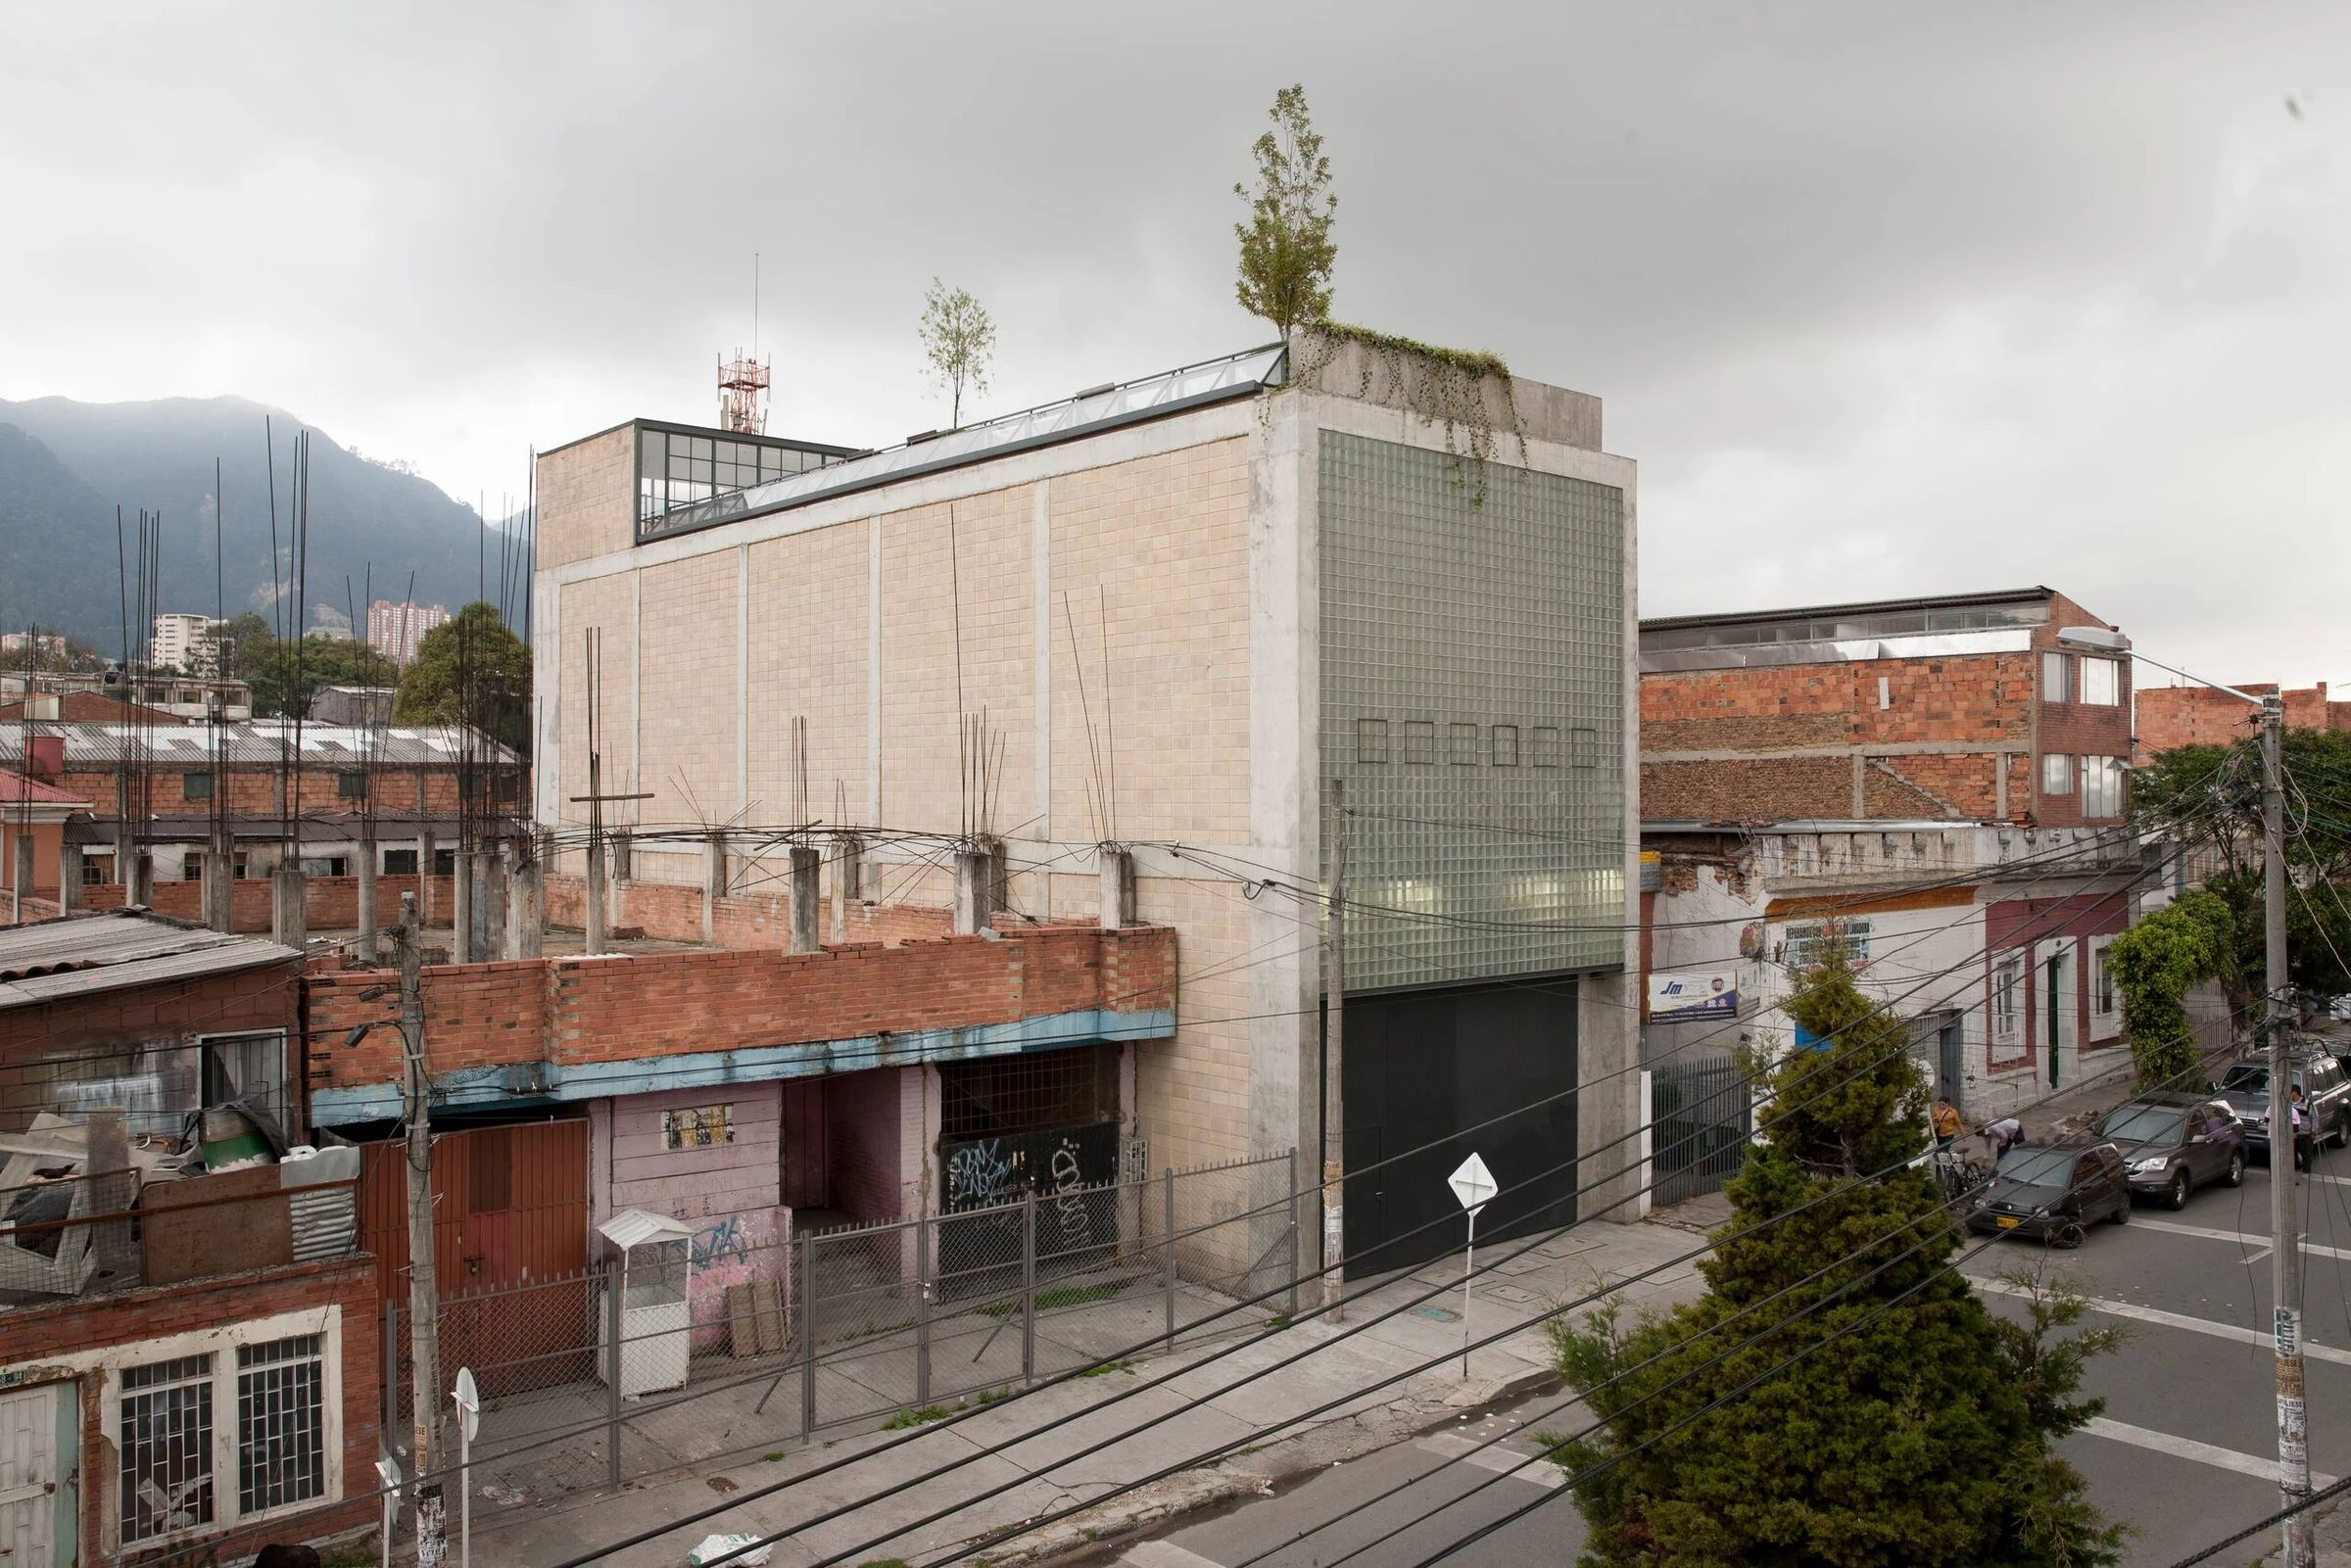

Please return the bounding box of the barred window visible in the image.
[237,1336,325,1516]
[337,771,367,800]
[121,1354,215,1544]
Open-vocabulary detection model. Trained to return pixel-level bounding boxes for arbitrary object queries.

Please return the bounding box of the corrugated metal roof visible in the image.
[0,910,299,1008]
[0,722,519,770]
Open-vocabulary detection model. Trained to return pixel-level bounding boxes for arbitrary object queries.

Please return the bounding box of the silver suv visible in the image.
[2214,1051,2351,1166]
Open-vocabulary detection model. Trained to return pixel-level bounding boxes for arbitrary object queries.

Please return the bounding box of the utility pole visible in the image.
[1320,779,1345,1320]
[395,894,448,1568]
[2264,693,2314,1568]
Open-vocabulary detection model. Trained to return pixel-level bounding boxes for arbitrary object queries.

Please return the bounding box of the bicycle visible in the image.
[1932,1144,1990,1208]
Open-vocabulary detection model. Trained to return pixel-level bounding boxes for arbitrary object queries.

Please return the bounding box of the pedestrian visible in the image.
[1930,1097,1963,1152]
[2268,1087,2312,1170]
[1979,1116,2025,1163]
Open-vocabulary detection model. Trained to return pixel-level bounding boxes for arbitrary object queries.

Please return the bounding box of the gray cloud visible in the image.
[3,1,2345,684]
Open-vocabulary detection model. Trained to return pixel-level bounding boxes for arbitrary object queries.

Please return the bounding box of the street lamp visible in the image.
[2058,626,2307,1567]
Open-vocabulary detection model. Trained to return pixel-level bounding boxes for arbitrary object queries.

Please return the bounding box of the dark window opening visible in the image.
[939,1044,1119,1141]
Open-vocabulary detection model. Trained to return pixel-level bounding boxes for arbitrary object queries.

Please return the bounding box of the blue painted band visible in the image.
[311,1006,1175,1124]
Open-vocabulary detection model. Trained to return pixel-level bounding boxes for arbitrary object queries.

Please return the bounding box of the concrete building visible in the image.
[1636,589,2148,1189]
[2136,680,2351,762]
[147,613,220,677]
[0,768,90,922]
[530,330,1643,1268]
[364,598,450,665]
[0,911,375,1567]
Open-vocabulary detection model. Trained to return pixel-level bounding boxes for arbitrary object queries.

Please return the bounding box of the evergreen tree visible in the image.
[1547,936,2124,1568]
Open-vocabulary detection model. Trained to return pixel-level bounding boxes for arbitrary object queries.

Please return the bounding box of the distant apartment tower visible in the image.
[150,612,221,675]
[365,599,450,665]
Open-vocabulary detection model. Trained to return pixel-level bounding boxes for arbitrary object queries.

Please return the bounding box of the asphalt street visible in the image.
[1102,1157,2351,1568]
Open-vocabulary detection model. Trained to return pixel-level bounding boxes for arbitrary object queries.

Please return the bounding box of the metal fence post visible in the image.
[799,1229,817,1442]
[915,1212,932,1406]
[604,1260,623,1489]
[1286,1147,1301,1317]
[1163,1166,1176,1354]
[1021,1191,1036,1386]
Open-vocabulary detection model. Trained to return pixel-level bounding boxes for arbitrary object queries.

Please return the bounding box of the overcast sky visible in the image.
[4,3,2346,687]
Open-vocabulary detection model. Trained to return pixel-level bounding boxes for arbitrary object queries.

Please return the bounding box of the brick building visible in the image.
[2135,680,2351,762]
[1,769,90,920]
[0,911,373,1567]
[1636,589,2150,1184]
[0,719,521,901]
[531,329,1644,1268]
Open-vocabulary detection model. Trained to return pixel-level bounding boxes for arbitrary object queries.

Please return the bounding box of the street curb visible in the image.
[980,1366,1565,1567]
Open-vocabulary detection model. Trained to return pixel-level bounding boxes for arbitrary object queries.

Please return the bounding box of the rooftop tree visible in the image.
[918,279,995,429]
[1234,83,1336,339]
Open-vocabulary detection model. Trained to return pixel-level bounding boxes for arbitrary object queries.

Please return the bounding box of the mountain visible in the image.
[0,422,123,649]
[0,396,523,657]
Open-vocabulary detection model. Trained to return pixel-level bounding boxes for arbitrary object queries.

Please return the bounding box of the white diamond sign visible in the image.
[1448,1152,1496,1215]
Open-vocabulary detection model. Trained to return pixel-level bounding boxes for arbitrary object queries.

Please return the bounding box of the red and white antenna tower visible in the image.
[718,351,769,434]
[718,252,769,433]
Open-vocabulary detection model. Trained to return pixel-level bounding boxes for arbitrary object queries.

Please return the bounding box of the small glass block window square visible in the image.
[1356,719,1390,765]
[1401,721,1436,766]
[1492,726,1519,767]
[1530,727,1563,768]
[1449,723,1481,766]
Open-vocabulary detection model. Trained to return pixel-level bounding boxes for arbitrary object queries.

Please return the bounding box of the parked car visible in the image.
[1965,1141,2130,1246]
[2093,1093,2245,1208]
[2212,1051,2351,1165]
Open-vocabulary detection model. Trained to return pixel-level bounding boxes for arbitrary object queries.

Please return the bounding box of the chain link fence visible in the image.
[389,1148,1300,1516]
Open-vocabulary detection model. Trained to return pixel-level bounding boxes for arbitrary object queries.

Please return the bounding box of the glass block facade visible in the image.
[1319,430,1627,991]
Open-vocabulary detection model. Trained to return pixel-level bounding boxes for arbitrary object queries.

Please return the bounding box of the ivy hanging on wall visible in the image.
[1282,321,1528,505]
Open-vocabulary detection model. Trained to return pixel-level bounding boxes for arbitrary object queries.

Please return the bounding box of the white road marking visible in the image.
[1122,1542,1225,1568]
[1415,1432,1564,1489]
[2081,1417,2338,1487]
[2132,1216,2351,1264]
[1970,1275,2351,1365]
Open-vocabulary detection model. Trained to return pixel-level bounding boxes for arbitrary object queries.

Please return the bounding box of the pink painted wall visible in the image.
[605,1084,790,1350]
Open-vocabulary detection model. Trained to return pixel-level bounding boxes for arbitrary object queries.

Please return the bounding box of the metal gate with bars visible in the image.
[1651,1052,1753,1207]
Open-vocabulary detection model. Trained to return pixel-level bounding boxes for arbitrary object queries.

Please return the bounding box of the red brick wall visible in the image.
[0,956,303,1135]
[305,925,1179,1090]
[0,1255,379,1562]
[56,763,482,817]
[85,875,454,930]
[2136,682,2351,761]
[1642,591,2135,827]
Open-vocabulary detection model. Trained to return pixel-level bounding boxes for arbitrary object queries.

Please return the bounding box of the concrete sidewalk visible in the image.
[464,1212,1720,1568]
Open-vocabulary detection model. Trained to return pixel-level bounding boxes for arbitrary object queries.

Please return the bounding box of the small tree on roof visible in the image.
[1234,84,1337,339]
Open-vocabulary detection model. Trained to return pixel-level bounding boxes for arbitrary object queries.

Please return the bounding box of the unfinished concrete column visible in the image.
[1098,847,1135,931]
[84,1106,138,1287]
[126,848,153,908]
[201,849,234,932]
[789,846,821,954]
[415,829,437,927]
[830,834,863,943]
[56,841,81,913]
[504,837,543,960]
[9,834,31,918]
[953,848,996,935]
[357,829,379,962]
[584,836,608,956]
[702,833,728,944]
[610,828,633,883]
[271,862,308,949]
[452,842,475,964]
[479,848,508,962]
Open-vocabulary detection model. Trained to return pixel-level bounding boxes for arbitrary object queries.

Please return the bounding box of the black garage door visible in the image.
[1340,976,1579,1277]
